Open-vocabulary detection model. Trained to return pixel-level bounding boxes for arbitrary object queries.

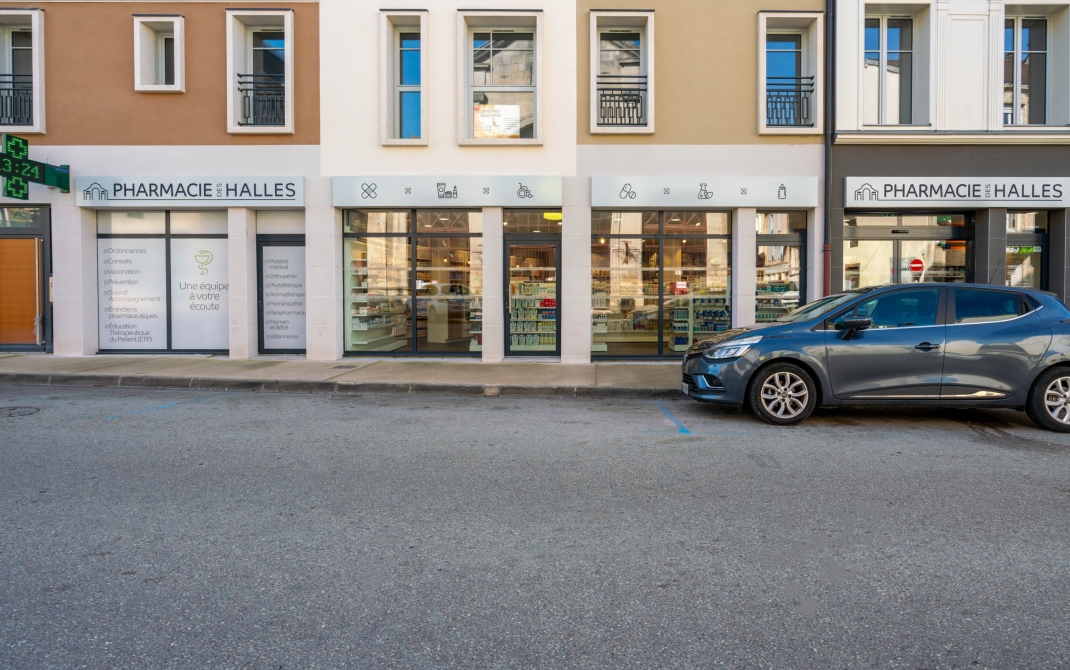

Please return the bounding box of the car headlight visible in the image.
[702,335,762,360]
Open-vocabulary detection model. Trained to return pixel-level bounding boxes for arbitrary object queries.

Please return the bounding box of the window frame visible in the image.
[1003,15,1049,126]
[589,10,655,135]
[457,10,544,146]
[0,9,43,133]
[133,15,184,93]
[758,11,824,135]
[380,10,428,146]
[225,9,294,135]
[863,14,915,126]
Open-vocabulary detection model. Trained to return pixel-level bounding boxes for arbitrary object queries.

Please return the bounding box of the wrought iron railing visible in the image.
[597,74,647,127]
[238,73,285,126]
[0,74,33,126]
[766,76,814,127]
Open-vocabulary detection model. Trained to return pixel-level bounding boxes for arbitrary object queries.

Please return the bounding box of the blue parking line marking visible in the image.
[654,400,691,434]
[105,393,238,420]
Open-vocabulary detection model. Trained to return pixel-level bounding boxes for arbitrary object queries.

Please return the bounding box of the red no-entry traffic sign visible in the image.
[909,258,924,273]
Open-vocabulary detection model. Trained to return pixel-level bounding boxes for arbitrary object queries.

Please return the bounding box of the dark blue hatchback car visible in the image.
[682,283,1070,431]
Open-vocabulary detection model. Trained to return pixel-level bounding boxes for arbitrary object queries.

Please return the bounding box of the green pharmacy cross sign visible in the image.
[0,134,70,200]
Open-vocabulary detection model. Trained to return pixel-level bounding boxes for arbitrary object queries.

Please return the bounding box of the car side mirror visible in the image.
[839,316,872,340]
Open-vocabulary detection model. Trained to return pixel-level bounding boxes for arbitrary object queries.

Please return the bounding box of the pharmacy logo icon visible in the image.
[778,184,787,200]
[854,183,878,202]
[437,183,458,199]
[82,182,109,201]
[697,183,713,199]
[361,183,377,199]
[517,183,533,198]
[194,250,214,276]
[619,183,637,199]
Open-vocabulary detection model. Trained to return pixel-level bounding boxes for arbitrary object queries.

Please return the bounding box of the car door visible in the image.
[825,287,946,399]
[940,288,1051,399]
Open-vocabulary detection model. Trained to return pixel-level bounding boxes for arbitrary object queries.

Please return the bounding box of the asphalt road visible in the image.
[1,384,1069,669]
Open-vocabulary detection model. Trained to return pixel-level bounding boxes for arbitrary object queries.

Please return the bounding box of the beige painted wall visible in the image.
[17,2,319,145]
[579,0,824,145]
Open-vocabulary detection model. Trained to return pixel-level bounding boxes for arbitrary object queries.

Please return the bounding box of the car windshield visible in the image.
[774,290,870,323]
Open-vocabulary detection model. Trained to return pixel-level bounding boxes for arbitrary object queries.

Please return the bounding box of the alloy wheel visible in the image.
[1043,376,1070,424]
[760,371,809,419]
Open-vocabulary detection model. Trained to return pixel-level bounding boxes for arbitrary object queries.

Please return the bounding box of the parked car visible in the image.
[681,283,1070,432]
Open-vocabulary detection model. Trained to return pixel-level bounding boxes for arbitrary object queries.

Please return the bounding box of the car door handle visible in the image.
[914,342,941,351]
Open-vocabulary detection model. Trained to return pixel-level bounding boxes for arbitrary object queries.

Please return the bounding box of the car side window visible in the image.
[953,289,1020,324]
[831,289,940,330]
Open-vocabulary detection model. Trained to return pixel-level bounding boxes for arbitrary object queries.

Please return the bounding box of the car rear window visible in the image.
[953,289,1020,324]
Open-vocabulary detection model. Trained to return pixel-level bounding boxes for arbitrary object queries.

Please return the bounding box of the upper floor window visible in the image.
[471,29,535,139]
[397,33,421,138]
[589,11,654,135]
[598,30,645,127]
[864,16,913,125]
[226,9,294,134]
[1004,18,1046,126]
[134,16,184,92]
[759,11,823,135]
[766,32,812,127]
[0,10,43,132]
[380,11,426,145]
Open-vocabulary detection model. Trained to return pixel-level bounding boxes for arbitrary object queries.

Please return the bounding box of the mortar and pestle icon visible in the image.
[194,250,214,275]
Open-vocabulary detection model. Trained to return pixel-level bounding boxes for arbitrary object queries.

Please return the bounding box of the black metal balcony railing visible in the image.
[597,74,647,127]
[0,74,33,126]
[766,76,814,127]
[238,73,285,126]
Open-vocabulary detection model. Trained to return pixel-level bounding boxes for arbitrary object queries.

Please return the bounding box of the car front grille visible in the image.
[682,373,698,393]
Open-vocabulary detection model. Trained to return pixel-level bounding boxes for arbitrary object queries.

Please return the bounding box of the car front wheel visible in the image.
[748,362,817,426]
[1026,367,1070,433]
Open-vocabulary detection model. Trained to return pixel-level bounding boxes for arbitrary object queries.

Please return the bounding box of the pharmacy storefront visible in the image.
[333,176,563,357]
[840,177,1069,293]
[589,176,820,358]
[76,176,305,354]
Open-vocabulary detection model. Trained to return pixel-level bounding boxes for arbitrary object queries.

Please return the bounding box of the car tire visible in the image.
[1025,367,1070,433]
[748,362,817,426]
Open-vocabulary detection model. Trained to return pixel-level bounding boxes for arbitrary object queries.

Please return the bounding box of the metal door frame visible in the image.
[504,234,562,357]
[257,234,306,355]
[0,206,51,352]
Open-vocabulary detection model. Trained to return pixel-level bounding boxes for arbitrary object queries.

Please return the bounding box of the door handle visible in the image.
[914,342,941,351]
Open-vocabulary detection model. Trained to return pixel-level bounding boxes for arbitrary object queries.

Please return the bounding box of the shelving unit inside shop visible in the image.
[345,250,410,352]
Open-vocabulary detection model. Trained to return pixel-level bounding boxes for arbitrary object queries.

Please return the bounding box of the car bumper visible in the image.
[681,355,752,407]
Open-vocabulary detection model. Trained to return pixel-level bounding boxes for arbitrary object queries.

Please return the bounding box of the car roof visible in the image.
[863,283,1052,296]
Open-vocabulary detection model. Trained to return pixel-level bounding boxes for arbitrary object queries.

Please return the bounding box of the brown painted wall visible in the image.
[578,0,824,145]
[23,2,318,145]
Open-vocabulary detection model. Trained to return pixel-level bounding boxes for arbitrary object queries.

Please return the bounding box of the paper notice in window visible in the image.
[473,104,521,139]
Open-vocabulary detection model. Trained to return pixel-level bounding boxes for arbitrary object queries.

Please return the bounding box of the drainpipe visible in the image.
[823,0,835,296]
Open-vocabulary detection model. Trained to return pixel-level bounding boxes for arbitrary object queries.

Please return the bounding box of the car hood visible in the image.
[689,321,794,353]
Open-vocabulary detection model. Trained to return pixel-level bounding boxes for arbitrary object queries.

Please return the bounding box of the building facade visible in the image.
[830,0,1070,299]
[4,0,1067,363]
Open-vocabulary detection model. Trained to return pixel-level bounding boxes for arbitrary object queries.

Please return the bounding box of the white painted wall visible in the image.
[319,0,577,178]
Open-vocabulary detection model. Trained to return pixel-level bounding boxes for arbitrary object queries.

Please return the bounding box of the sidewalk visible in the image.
[0,354,684,399]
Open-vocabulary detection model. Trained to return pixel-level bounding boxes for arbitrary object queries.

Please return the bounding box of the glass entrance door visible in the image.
[506,242,559,354]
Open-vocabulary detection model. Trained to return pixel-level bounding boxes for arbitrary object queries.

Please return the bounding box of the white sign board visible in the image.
[76,177,305,208]
[261,246,306,350]
[170,238,230,350]
[591,176,819,208]
[333,176,562,208]
[97,238,168,349]
[845,177,1070,208]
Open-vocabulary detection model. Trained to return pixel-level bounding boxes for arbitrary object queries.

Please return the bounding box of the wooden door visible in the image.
[0,238,40,344]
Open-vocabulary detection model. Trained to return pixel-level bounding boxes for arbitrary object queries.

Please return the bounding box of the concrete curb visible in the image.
[0,372,687,400]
